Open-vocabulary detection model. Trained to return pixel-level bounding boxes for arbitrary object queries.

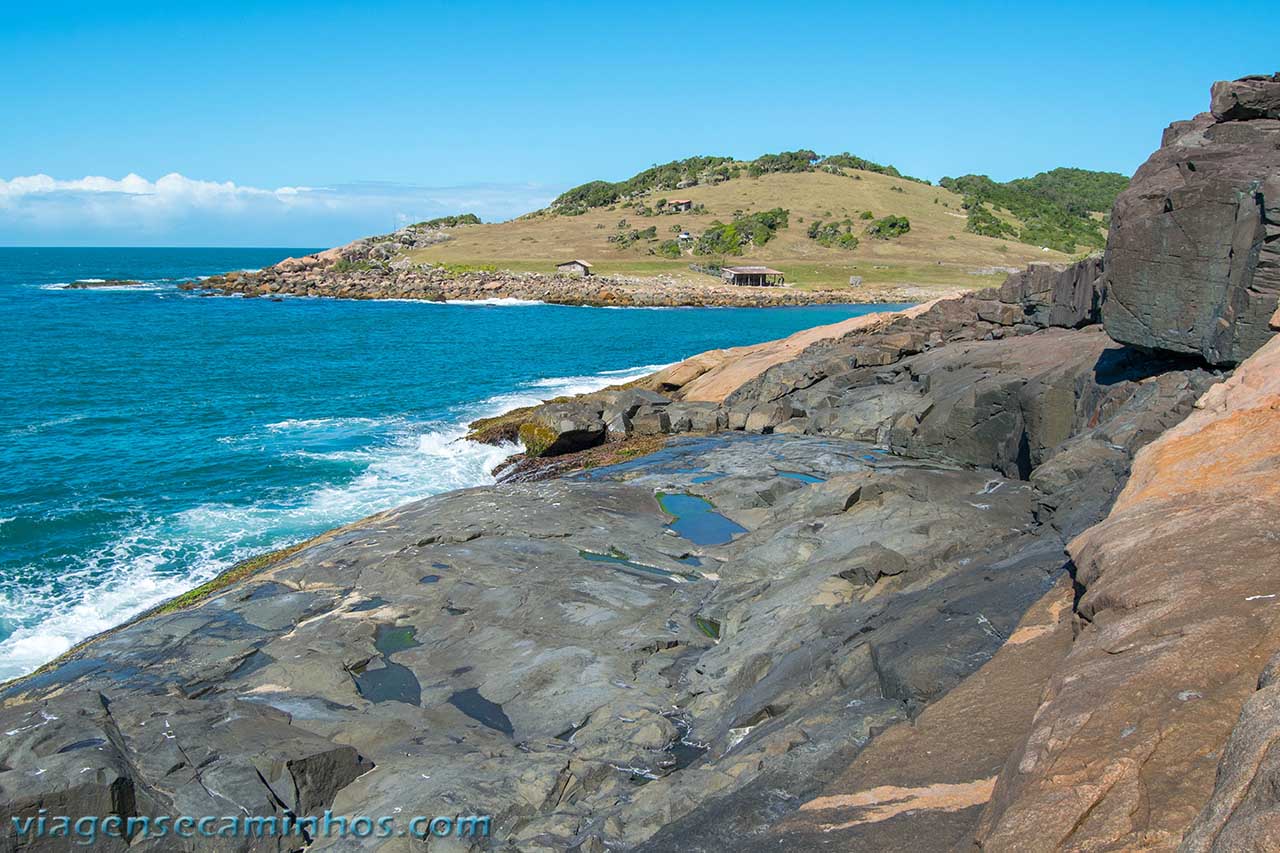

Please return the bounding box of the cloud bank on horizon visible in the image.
[0,172,554,247]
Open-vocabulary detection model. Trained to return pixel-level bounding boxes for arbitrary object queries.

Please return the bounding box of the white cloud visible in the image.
[0,172,555,246]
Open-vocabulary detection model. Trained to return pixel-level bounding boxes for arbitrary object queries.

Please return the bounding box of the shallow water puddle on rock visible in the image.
[657,493,747,546]
[352,624,423,706]
[375,624,421,656]
[448,687,514,736]
[665,717,710,771]
[579,549,697,583]
[690,473,726,484]
[776,470,825,484]
[55,737,106,754]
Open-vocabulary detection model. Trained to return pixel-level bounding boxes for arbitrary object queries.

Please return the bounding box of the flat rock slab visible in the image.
[0,434,1068,851]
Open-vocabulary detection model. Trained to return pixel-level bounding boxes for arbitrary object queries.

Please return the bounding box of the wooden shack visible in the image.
[667,199,694,212]
[721,265,785,286]
[556,259,593,277]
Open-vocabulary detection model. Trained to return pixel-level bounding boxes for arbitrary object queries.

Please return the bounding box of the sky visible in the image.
[0,0,1270,246]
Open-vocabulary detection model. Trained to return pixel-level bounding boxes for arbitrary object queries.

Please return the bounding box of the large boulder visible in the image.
[600,388,669,440]
[1100,74,1280,366]
[996,257,1104,328]
[517,401,606,457]
[1211,71,1280,121]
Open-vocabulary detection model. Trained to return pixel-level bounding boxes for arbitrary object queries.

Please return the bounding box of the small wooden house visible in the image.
[556,260,593,277]
[722,265,785,287]
[668,199,694,213]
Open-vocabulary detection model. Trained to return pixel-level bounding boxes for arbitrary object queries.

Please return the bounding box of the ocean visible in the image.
[0,247,906,681]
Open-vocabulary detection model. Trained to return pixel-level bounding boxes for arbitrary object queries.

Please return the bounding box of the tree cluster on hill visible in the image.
[806,219,860,250]
[865,215,911,239]
[552,156,735,214]
[550,150,928,215]
[747,150,821,176]
[939,167,1129,253]
[413,213,482,228]
[608,224,659,248]
[694,208,790,255]
[818,153,931,184]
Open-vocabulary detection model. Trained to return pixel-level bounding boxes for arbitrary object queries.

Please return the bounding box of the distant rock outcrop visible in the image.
[1101,73,1280,366]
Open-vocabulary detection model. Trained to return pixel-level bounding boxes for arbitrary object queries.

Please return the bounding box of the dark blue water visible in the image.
[0,247,908,680]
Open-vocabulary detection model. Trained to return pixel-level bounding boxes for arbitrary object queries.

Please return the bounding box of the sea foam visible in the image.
[0,361,668,682]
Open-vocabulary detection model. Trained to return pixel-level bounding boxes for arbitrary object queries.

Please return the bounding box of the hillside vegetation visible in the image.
[406,152,1127,296]
[940,167,1129,252]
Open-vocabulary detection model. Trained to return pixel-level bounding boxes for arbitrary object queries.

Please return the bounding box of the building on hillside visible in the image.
[667,199,694,213]
[722,265,785,286]
[556,259,593,277]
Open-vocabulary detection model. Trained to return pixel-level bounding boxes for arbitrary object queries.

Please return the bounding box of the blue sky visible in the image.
[0,0,1268,246]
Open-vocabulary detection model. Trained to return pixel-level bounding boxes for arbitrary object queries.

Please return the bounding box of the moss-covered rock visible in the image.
[516,403,607,458]
[518,421,562,457]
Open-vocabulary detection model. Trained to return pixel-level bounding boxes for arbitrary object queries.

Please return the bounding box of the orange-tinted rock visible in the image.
[755,579,1074,851]
[645,302,937,403]
[975,334,1280,851]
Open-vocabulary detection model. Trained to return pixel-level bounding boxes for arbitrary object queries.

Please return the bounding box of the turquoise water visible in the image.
[0,247,908,680]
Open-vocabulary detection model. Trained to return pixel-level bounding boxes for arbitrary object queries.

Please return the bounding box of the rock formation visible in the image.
[1101,73,1280,366]
[2,75,1278,852]
[976,329,1280,852]
[183,263,916,309]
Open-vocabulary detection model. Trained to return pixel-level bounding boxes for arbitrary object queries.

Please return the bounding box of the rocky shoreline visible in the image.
[182,264,947,308]
[2,74,1278,852]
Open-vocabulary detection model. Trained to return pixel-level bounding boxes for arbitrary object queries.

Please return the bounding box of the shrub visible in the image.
[657,240,682,258]
[965,202,1017,239]
[608,224,659,248]
[807,219,860,250]
[694,208,789,255]
[865,215,911,240]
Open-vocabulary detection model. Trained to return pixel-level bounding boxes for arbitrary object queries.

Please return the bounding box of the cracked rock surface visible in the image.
[0,311,1215,851]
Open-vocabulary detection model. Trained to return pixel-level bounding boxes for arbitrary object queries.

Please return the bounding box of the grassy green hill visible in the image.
[406,153,1127,296]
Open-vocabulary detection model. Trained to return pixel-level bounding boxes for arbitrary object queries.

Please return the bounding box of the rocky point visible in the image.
[2,74,1277,853]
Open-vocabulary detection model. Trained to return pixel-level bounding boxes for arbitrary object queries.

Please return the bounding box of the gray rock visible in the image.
[664,402,725,433]
[601,389,670,440]
[997,257,1104,328]
[0,432,1092,851]
[1101,76,1280,365]
[630,409,671,435]
[520,401,606,456]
